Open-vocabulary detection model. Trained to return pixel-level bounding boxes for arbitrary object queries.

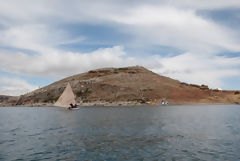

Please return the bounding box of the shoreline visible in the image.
[1,101,239,107]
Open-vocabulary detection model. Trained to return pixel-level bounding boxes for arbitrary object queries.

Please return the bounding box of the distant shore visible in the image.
[1,101,239,107]
[2,66,239,107]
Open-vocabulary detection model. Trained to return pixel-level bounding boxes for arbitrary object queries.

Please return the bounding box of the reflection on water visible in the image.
[1,105,240,160]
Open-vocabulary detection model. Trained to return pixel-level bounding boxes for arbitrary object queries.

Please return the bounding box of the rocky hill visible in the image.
[1,66,240,106]
[0,95,19,107]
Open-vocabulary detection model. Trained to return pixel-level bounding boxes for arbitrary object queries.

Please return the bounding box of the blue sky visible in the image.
[0,0,240,95]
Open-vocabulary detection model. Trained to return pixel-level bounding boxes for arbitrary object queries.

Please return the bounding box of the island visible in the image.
[0,66,240,107]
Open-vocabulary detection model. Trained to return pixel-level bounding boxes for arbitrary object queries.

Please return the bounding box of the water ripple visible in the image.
[0,105,240,160]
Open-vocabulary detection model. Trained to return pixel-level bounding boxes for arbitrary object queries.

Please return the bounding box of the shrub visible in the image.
[234,91,240,95]
[76,88,92,98]
[118,67,128,70]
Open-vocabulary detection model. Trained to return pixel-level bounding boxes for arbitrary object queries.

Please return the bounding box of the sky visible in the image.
[0,0,240,96]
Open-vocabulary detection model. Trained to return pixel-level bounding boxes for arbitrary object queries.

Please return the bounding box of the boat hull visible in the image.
[68,106,80,110]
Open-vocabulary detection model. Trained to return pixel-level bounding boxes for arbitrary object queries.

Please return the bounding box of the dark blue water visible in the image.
[1,105,240,161]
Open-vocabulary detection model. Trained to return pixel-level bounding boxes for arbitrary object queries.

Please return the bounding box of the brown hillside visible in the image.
[7,66,240,106]
[0,95,19,107]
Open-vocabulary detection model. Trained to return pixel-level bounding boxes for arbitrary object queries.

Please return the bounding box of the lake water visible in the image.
[1,105,240,161]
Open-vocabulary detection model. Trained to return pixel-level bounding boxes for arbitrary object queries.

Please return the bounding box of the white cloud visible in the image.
[164,0,240,10]
[0,46,138,78]
[1,46,240,91]
[0,1,239,54]
[152,53,240,88]
[0,77,38,96]
[107,5,240,54]
[0,24,80,53]
[0,0,240,94]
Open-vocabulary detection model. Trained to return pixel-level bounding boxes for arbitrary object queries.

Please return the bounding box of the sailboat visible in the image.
[54,82,79,110]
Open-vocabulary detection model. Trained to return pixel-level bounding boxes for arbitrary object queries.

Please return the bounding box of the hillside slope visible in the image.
[0,95,19,107]
[4,66,240,106]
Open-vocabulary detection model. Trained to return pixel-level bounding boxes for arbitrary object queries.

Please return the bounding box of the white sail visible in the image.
[54,82,76,108]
